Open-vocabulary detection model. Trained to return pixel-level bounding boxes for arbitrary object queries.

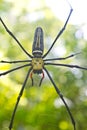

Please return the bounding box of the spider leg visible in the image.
[0,17,33,58]
[0,60,31,64]
[0,64,31,76]
[39,70,44,86]
[44,52,81,61]
[9,67,32,130]
[43,5,73,58]
[45,63,87,70]
[44,67,76,130]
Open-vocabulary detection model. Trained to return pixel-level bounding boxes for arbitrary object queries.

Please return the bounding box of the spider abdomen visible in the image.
[32,27,44,57]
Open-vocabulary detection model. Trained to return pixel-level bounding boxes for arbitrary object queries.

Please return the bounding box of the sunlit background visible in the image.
[0,0,87,130]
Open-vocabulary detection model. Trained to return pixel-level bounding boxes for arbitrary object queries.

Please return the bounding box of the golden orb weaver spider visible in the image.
[0,1,87,130]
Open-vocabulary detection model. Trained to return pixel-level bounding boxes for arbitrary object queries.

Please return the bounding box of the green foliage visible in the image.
[0,0,87,130]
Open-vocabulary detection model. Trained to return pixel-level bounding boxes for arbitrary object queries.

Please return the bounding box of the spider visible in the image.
[0,2,87,130]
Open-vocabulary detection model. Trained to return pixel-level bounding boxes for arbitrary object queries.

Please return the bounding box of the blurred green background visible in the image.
[0,0,87,130]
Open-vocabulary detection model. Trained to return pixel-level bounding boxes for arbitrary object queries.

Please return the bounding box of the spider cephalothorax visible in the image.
[31,57,44,73]
[31,57,44,86]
